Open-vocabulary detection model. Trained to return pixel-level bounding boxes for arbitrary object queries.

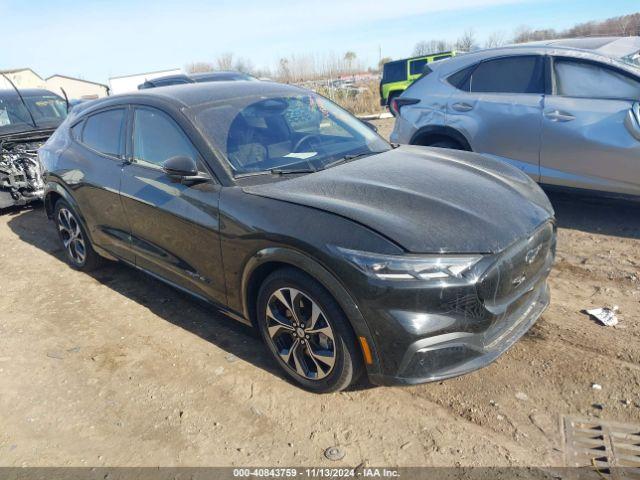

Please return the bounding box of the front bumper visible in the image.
[357,221,556,386]
[369,281,549,386]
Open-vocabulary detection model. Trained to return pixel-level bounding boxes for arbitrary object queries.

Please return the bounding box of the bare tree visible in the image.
[344,51,357,72]
[616,15,633,35]
[278,58,291,83]
[484,31,507,48]
[413,39,451,56]
[378,56,392,71]
[455,29,477,52]
[513,25,532,44]
[216,52,234,70]
[186,62,215,74]
[413,41,431,56]
[234,57,254,74]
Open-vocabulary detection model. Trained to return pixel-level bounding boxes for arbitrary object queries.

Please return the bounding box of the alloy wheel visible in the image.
[57,207,86,265]
[265,287,336,380]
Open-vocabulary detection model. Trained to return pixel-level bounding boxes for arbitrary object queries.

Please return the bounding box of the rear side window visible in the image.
[155,78,190,86]
[409,58,428,75]
[81,109,125,157]
[132,107,200,167]
[470,56,544,94]
[554,58,640,99]
[383,61,407,83]
[448,65,475,91]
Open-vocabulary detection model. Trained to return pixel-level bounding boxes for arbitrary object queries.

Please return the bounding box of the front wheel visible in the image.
[428,140,462,149]
[256,268,363,393]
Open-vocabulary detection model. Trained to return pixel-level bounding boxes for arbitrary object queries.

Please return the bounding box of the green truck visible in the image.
[379,51,456,106]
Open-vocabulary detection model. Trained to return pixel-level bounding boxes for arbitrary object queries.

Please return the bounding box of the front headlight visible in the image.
[334,247,482,281]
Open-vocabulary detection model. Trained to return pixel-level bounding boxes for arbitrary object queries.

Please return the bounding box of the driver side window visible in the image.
[132,107,202,170]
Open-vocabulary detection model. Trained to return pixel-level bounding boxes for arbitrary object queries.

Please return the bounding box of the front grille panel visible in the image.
[478,222,555,308]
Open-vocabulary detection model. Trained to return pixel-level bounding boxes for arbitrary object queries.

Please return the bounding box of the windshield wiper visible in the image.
[323,151,381,170]
[270,167,317,175]
[1,73,37,129]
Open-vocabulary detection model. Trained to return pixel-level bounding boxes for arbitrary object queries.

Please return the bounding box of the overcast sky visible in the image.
[1,0,638,83]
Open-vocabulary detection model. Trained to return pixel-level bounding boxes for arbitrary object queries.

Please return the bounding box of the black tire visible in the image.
[53,199,103,271]
[428,139,462,149]
[256,267,363,393]
[386,91,400,108]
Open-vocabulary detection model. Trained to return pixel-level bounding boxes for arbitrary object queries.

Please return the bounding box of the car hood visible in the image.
[243,145,554,254]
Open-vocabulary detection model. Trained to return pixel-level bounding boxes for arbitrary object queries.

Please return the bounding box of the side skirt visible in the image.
[98,251,252,327]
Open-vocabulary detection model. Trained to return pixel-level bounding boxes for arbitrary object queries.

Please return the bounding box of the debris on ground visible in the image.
[324,446,345,461]
[592,383,603,390]
[585,306,619,326]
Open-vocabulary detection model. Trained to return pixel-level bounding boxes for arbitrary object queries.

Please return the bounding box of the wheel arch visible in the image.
[45,182,82,220]
[386,89,403,105]
[240,247,382,376]
[44,182,108,258]
[410,125,472,151]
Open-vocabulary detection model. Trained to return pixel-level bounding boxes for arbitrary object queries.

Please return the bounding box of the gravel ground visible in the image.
[0,118,639,467]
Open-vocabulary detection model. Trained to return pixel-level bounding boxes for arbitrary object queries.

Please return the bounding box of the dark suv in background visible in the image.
[138,71,258,89]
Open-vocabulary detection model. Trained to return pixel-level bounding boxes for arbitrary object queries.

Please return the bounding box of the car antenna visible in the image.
[1,73,37,128]
[59,86,70,113]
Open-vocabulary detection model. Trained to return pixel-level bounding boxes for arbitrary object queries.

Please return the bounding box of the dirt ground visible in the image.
[1,117,639,467]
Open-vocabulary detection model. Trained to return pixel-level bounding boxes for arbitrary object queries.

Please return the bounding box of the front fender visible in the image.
[240,246,383,377]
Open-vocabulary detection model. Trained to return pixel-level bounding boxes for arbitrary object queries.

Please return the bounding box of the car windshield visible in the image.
[0,94,67,132]
[191,91,390,175]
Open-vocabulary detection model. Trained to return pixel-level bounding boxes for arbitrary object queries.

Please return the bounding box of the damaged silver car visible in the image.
[0,88,67,209]
[390,37,640,199]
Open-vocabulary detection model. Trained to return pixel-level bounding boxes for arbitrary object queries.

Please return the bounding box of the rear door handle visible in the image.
[451,102,474,112]
[544,110,575,122]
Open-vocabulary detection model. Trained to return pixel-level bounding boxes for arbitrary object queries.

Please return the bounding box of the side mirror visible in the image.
[362,120,378,133]
[162,156,198,177]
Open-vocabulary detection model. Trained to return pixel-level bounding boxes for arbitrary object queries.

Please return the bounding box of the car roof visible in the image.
[191,71,251,81]
[81,81,305,114]
[516,36,640,58]
[432,39,640,77]
[0,88,63,99]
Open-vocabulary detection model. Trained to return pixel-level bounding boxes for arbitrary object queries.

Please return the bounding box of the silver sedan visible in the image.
[390,37,640,198]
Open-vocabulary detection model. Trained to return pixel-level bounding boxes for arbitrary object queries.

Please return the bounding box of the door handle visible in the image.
[624,102,640,141]
[451,102,474,112]
[544,110,575,122]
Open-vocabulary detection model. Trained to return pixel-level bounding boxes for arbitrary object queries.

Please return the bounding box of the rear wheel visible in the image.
[256,268,363,393]
[54,199,102,271]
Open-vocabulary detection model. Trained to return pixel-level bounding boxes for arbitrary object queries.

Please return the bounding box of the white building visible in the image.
[108,68,182,95]
[0,68,47,90]
[45,74,109,100]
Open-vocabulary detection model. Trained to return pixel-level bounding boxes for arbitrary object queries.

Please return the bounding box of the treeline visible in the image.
[514,12,640,43]
[186,51,366,83]
[186,11,640,81]
[412,12,640,56]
